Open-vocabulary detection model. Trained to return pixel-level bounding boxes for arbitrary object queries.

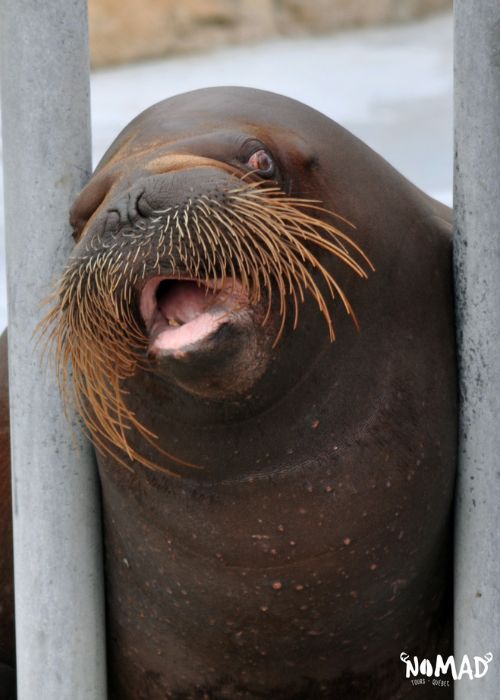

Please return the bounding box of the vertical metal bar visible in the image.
[454,1,500,696]
[0,1,107,698]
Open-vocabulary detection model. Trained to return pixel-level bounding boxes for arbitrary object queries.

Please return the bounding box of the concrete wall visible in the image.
[89,0,452,67]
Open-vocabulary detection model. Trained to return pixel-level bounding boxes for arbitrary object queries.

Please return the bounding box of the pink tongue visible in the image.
[158,281,212,323]
[142,277,248,354]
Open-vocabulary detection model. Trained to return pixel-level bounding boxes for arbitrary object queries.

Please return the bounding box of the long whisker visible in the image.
[38,180,373,474]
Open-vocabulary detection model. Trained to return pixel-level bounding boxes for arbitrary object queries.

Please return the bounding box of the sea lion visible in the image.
[0,87,456,699]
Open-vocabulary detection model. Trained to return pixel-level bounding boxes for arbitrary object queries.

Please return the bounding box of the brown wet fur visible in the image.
[1,88,457,699]
[0,332,16,699]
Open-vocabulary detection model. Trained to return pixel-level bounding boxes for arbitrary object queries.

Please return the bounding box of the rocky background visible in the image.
[89,0,452,67]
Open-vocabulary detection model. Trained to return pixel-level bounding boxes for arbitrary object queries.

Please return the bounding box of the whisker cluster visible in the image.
[38,180,374,472]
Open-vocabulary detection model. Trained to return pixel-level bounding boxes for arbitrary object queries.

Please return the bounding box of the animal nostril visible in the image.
[136,192,154,218]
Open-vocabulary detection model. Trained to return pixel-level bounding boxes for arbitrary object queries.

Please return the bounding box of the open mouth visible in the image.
[140,276,249,355]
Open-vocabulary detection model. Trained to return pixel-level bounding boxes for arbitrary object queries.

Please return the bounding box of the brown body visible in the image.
[0,88,456,699]
[0,332,15,700]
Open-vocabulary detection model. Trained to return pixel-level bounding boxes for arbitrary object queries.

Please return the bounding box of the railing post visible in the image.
[0,1,107,697]
[454,1,500,696]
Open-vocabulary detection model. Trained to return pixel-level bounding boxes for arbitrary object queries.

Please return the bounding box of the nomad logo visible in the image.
[400,652,493,681]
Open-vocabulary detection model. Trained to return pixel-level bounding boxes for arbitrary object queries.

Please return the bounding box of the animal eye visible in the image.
[247,149,275,177]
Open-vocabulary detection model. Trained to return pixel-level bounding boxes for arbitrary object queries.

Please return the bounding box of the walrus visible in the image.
[0,87,456,699]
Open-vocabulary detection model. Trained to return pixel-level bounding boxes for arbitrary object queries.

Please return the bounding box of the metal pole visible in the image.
[454,1,500,696]
[1,1,107,698]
